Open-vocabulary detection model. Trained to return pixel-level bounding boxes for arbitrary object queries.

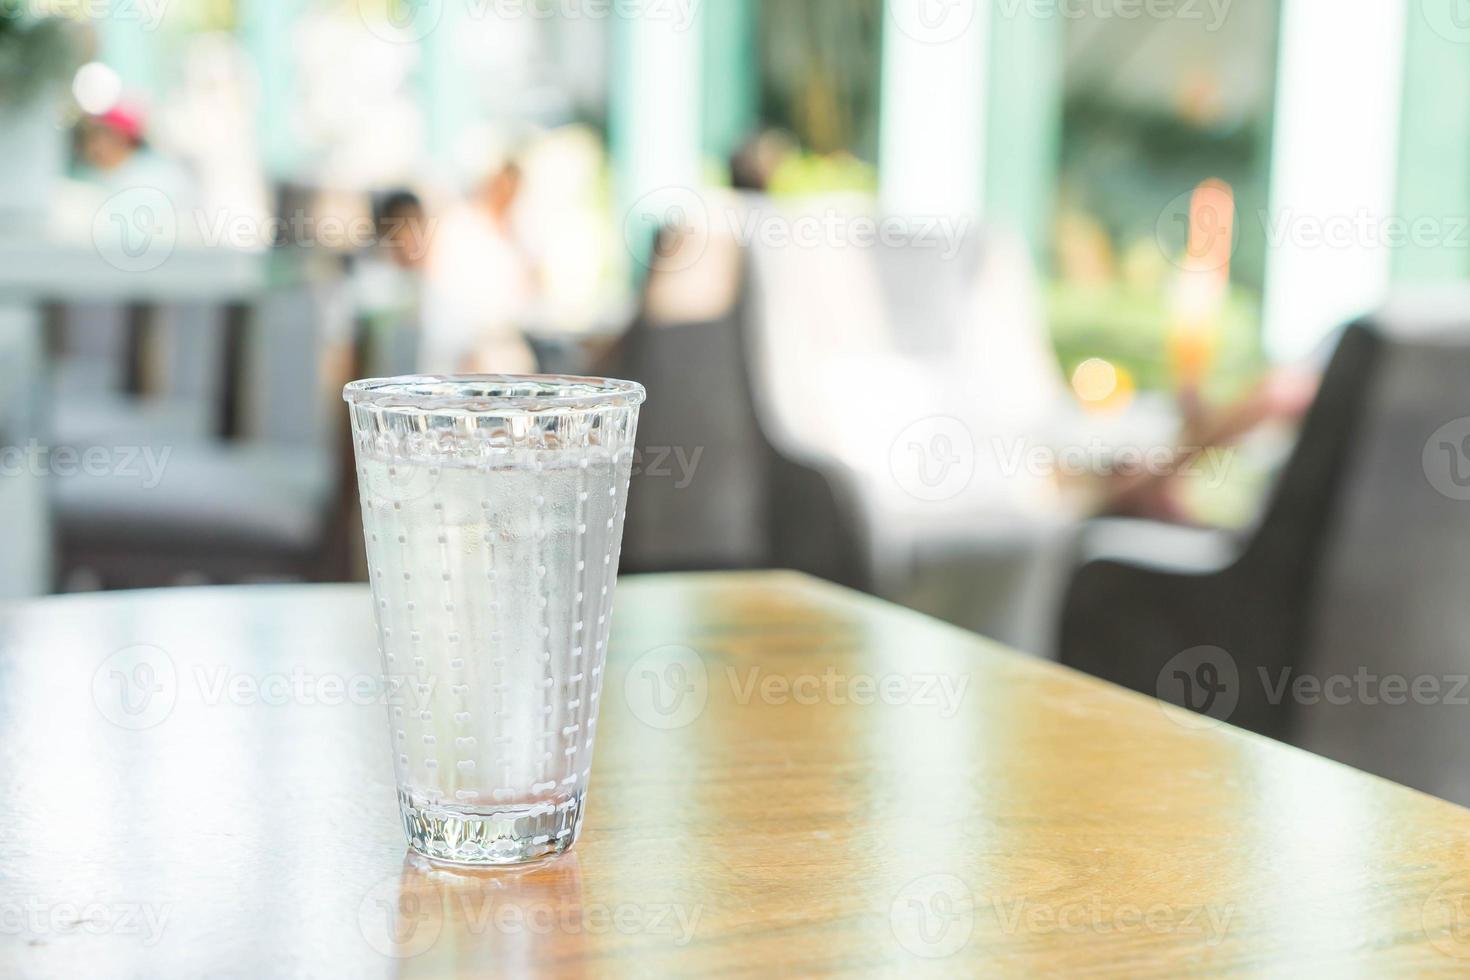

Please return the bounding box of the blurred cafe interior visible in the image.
[6,0,1470,811]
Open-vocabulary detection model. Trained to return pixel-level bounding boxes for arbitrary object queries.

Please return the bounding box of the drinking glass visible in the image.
[344,376,644,865]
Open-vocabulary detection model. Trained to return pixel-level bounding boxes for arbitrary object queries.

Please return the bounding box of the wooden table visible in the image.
[3,572,1470,977]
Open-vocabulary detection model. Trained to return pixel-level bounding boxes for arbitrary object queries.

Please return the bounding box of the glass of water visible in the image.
[344,376,644,865]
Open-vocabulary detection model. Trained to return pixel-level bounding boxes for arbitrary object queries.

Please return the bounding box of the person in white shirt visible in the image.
[419,161,537,375]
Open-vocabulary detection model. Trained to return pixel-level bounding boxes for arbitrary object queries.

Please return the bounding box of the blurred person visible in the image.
[75,105,194,203]
[420,161,536,374]
[1102,358,1324,523]
[350,189,432,377]
[375,190,431,271]
[730,128,797,192]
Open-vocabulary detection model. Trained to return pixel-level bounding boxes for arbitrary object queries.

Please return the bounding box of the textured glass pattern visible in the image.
[345,376,644,864]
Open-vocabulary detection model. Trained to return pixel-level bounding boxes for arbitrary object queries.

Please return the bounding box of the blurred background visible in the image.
[5,0,1470,801]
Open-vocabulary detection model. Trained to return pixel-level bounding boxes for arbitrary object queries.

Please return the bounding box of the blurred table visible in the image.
[2,573,1470,975]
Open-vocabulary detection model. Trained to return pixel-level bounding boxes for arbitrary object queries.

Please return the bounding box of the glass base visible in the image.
[398,790,584,866]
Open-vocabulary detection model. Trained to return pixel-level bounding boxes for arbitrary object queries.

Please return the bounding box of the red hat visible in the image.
[94,105,144,143]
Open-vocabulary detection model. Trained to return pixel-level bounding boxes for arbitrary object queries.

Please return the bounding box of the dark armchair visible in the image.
[1060,297,1470,806]
[1057,323,1380,741]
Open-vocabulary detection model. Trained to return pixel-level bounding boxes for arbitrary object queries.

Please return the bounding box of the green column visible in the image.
[983,7,1063,266]
[238,0,305,180]
[97,13,164,102]
[609,6,703,283]
[1394,1,1470,283]
[419,1,474,167]
[700,0,759,167]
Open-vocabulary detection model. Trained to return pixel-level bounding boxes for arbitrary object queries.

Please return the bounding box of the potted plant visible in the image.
[0,2,85,230]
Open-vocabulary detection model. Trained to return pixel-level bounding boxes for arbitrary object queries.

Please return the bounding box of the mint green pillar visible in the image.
[700,0,759,167]
[419,1,475,169]
[97,14,164,103]
[610,6,704,283]
[1394,2,1470,283]
[982,6,1063,265]
[239,0,305,180]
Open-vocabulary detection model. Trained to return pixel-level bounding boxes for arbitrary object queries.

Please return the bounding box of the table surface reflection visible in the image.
[3,571,1470,976]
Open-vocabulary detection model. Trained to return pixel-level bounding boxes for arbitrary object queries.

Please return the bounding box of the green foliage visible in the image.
[1047,280,1266,402]
[759,0,882,160]
[0,1,84,107]
[767,151,877,196]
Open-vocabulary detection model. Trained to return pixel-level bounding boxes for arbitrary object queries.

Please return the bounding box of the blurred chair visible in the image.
[48,300,225,447]
[741,205,1077,647]
[0,302,51,597]
[48,270,358,588]
[1060,297,1470,804]
[1055,322,1374,740]
[599,213,866,586]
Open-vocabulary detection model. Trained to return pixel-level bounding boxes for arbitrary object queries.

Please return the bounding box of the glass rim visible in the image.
[343,374,646,414]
